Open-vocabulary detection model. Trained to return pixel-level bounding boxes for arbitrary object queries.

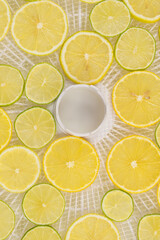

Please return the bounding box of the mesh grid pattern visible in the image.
[0,0,160,239]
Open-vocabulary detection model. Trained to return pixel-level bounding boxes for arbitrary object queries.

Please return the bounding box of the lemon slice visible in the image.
[26,63,64,104]
[106,135,160,193]
[80,0,102,3]
[65,214,120,240]
[43,136,99,192]
[138,214,160,239]
[101,189,134,222]
[0,0,11,41]
[0,108,12,151]
[115,27,155,70]
[0,146,40,193]
[11,1,68,56]
[155,123,160,148]
[112,71,160,128]
[0,201,15,240]
[60,31,113,85]
[0,65,24,106]
[22,226,61,240]
[123,0,160,23]
[22,183,65,225]
[15,107,56,149]
[158,184,160,206]
[90,0,131,37]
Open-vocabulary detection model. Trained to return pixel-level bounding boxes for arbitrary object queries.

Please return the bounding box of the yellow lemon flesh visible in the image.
[0,0,11,41]
[0,108,12,152]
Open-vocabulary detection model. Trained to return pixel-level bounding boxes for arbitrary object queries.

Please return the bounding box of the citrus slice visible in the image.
[22,183,65,225]
[22,226,61,240]
[0,201,15,240]
[65,214,120,240]
[60,31,113,85]
[106,135,160,193]
[0,146,40,193]
[0,108,12,152]
[43,136,99,192]
[157,184,160,206]
[90,0,131,37]
[138,214,160,240]
[155,123,160,147]
[80,0,102,3]
[101,189,134,222]
[11,1,68,56]
[123,0,160,23]
[15,107,56,149]
[0,0,11,41]
[26,63,64,104]
[115,27,155,70]
[0,65,24,106]
[112,71,160,128]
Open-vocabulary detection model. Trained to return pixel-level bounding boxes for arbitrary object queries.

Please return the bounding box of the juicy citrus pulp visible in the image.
[158,184,160,206]
[0,0,10,41]
[0,108,12,151]
[11,1,68,55]
[60,31,113,84]
[0,146,40,192]
[22,226,61,240]
[123,0,160,23]
[106,135,160,193]
[80,0,102,3]
[115,27,155,70]
[22,183,65,225]
[0,201,15,240]
[90,0,131,37]
[138,214,160,240]
[155,123,160,147]
[15,107,56,149]
[25,63,64,104]
[102,189,134,222]
[112,71,160,128]
[0,65,24,106]
[43,136,99,192]
[65,214,120,240]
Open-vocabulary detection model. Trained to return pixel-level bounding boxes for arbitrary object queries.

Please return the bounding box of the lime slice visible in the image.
[26,63,64,104]
[157,184,160,206]
[15,107,56,149]
[80,0,102,3]
[106,135,160,193]
[115,27,155,70]
[43,136,99,192]
[0,146,40,193]
[22,183,65,225]
[60,31,113,85]
[0,0,11,41]
[22,226,61,240]
[0,201,15,240]
[112,71,160,128]
[11,1,68,55]
[65,214,120,240]
[101,189,134,222]
[0,108,12,151]
[138,214,160,239]
[90,0,131,37]
[123,0,160,23]
[0,65,24,106]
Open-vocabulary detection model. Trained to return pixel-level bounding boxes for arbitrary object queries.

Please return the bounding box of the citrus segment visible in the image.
[112,71,160,128]
[102,189,134,222]
[0,65,24,106]
[0,0,11,41]
[26,63,64,104]
[60,31,113,84]
[0,108,12,152]
[106,135,160,193]
[65,214,120,240]
[22,183,65,225]
[90,0,131,37]
[115,28,155,70]
[0,146,40,193]
[11,1,68,55]
[15,107,56,149]
[43,136,99,192]
[0,201,15,240]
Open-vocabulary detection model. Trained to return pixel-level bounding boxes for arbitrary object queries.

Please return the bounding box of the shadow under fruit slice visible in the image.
[43,136,100,192]
[106,135,160,193]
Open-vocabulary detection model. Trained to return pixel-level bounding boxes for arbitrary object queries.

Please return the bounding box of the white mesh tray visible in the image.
[1,0,160,239]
